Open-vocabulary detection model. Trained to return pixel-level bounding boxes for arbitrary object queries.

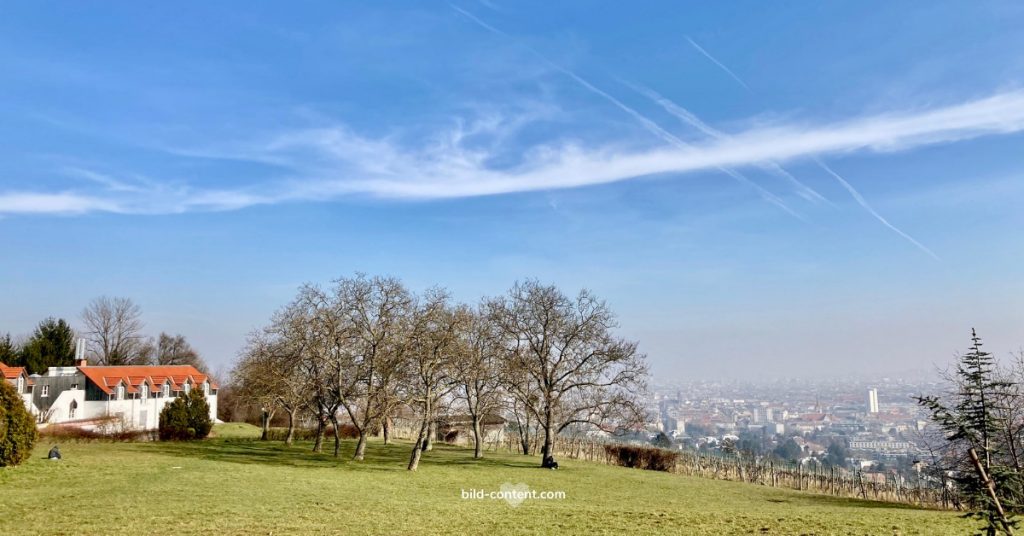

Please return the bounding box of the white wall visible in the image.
[49,391,218,431]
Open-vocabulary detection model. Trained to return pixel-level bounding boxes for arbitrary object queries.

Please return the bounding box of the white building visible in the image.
[867,388,879,414]
[29,359,217,431]
[1,362,35,411]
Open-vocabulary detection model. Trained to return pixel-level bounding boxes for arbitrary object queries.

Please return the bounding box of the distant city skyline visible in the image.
[2,2,1022,379]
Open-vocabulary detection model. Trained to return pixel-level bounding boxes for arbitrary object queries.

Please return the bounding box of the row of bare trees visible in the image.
[232,274,648,470]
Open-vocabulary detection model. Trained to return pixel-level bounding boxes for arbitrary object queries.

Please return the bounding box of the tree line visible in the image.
[231,274,648,471]
[1,296,207,374]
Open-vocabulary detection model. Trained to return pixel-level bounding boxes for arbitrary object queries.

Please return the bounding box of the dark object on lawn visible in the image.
[48,445,61,460]
[542,455,558,470]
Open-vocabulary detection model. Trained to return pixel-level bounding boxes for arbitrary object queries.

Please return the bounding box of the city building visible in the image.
[867,388,879,414]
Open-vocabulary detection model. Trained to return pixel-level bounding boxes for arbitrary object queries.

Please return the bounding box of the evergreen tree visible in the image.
[824,440,848,468]
[0,333,18,364]
[0,378,37,467]
[916,329,1019,534]
[18,318,76,374]
[158,389,213,441]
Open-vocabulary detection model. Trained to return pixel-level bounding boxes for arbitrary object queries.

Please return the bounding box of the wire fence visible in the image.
[488,433,959,510]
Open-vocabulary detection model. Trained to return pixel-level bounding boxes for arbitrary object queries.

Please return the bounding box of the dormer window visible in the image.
[115,383,125,401]
[140,383,149,401]
[162,383,170,398]
[202,381,209,395]
[16,376,23,393]
[183,382,191,395]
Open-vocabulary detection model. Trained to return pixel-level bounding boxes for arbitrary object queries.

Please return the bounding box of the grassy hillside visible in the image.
[0,424,969,535]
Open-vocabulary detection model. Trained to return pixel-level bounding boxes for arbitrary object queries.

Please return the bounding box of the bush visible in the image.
[0,378,37,466]
[159,389,213,441]
[604,444,679,472]
[39,422,155,443]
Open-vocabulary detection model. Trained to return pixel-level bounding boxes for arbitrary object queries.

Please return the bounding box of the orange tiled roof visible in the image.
[77,365,217,395]
[0,362,32,385]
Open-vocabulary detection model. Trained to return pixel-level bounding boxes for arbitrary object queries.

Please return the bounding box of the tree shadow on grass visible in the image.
[128,438,539,472]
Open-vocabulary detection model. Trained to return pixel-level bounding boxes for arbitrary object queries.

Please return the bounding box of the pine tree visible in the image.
[18,318,76,374]
[916,329,1019,534]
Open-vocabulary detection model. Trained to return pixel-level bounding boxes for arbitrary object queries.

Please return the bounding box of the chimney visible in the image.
[75,338,87,367]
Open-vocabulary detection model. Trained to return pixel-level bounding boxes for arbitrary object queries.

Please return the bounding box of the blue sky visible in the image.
[2,1,1023,379]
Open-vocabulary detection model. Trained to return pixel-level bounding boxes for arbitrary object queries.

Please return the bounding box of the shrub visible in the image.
[159,389,213,441]
[38,422,155,443]
[0,378,37,466]
[604,444,679,472]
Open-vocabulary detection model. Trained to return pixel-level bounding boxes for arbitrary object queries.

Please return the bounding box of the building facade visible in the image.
[1,362,35,410]
[28,360,217,430]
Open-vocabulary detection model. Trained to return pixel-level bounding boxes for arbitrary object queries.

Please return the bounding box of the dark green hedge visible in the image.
[0,378,37,466]
[604,443,679,472]
[159,389,213,441]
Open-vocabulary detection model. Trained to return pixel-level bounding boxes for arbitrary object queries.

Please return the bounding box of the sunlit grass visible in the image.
[0,424,969,535]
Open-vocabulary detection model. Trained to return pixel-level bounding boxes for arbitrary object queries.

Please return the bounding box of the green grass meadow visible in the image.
[0,424,970,535]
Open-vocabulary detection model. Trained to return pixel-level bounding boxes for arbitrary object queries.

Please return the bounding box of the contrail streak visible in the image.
[623,80,828,204]
[450,4,803,220]
[686,36,751,91]
[678,42,935,257]
[816,161,939,260]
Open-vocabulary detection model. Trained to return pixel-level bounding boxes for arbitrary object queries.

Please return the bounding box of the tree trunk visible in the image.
[331,414,342,457]
[520,432,531,456]
[541,405,554,466]
[353,431,367,461]
[408,417,430,471]
[423,420,435,451]
[472,414,483,459]
[383,416,391,445]
[409,399,432,471]
[312,414,326,453]
[260,408,270,441]
[285,408,297,446]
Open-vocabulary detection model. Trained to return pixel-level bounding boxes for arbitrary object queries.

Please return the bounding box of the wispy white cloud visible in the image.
[816,161,939,260]
[3,89,1024,218]
[0,192,118,215]
[685,36,751,92]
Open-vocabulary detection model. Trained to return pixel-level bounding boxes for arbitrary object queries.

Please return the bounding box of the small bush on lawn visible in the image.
[604,444,679,472]
[159,389,213,441]
[0,379,37,467]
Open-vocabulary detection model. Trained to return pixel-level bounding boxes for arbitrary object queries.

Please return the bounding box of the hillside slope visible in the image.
[0,424,969,535]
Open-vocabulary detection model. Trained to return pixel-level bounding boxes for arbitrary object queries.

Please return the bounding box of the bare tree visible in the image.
[81,296,148,365]
[490,280,648,466]
[405,289,466,471]
[334,274,414,461]
[235,322,309,445]
[455,303,507,458]
[157,333,208,372]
